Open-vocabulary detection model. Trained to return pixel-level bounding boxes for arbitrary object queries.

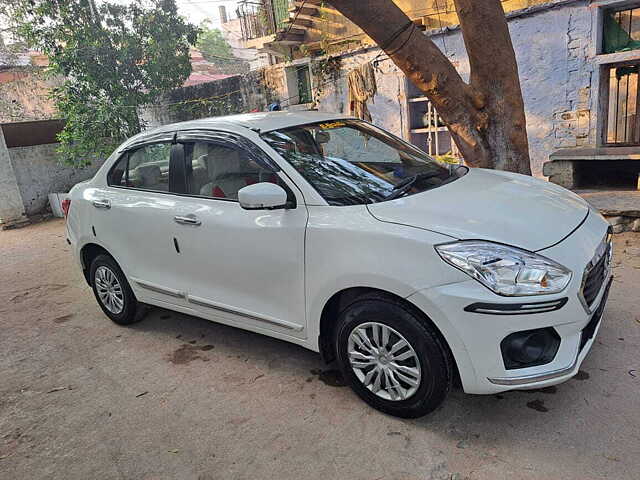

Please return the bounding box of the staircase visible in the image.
[273,0,322,45]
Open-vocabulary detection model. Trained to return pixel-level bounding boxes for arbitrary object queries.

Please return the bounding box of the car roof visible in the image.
[144,111,353,136]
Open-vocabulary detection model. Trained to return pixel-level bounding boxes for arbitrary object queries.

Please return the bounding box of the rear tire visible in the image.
[90,254,145,325]
[335,293,452,418]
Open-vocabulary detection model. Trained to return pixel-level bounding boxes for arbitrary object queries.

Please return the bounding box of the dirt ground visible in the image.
[1,218,639,480]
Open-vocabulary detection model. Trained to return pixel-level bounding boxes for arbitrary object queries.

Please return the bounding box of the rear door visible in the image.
[169,131,309,338]
[88,136,190,308]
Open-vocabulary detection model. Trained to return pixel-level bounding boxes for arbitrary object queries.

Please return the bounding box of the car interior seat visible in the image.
[136,164,162,190]
[200,146,249,199]
[190,155,210,195]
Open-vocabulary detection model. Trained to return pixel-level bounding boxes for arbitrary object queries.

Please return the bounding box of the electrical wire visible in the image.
[63,0,525,112]
[283,0,307,37]
[371,20,414,66]
[434,0,448,57]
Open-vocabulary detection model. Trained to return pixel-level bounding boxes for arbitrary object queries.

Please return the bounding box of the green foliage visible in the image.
[311,56,341,103]
[0,0,26,59]
[196,22,234,64]
[435,151,460,164]
[169,91,245,122]
[167,73,270,121]
[15,0,198,167]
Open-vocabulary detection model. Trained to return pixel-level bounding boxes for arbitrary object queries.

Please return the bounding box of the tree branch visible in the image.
[329,1,471,105]
[329,0,531,174]
[453,0,530,173]
[330,0,488,165]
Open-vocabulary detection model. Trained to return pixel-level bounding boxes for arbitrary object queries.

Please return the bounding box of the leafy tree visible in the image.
[0,0,24,63]
[14,0,198,166]
[330,0,532,174]
[196,21,235,64]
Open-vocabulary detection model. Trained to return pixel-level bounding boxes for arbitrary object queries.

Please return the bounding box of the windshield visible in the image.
[261,120,460,206]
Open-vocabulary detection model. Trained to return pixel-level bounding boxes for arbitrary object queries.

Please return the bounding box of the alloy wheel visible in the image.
[94,266,125,314]
[347,322,422,401]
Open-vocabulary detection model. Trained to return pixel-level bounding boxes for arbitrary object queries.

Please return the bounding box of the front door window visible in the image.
[183,141,283,200]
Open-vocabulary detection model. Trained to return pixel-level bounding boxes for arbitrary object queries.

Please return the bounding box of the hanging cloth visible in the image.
[347,61,377,121]
[603,11,640,53]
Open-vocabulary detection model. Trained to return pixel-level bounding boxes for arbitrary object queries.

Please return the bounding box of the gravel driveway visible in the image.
[1,218,638,480]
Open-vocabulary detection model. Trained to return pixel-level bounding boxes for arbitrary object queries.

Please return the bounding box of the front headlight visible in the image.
[435,241,572,296]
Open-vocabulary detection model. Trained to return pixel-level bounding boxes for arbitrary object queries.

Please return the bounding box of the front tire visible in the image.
[90,254,145,325]
[335,294,453,418]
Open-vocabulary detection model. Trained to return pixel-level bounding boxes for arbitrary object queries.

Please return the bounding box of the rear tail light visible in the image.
[61,198,71,217]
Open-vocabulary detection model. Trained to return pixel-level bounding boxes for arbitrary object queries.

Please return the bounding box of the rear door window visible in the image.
[108,143,172,192]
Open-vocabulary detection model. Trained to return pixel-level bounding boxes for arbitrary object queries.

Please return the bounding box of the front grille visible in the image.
[581,240,611,309]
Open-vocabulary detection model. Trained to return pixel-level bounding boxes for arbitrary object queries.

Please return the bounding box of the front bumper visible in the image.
[407,209,612,394]
[486,276,611,388]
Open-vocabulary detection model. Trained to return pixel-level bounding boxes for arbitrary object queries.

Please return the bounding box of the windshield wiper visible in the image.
[385,172,442,200]
[324,192,375,205]
[385,175,418,200]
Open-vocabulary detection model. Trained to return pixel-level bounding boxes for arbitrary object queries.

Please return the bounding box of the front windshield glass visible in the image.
[261,120,459,206]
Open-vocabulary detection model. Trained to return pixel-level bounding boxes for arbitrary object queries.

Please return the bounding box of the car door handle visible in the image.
[174,214,202,226]
[92,199,111,209]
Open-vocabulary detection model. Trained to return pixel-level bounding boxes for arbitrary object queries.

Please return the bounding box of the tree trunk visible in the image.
[330,0,532,175]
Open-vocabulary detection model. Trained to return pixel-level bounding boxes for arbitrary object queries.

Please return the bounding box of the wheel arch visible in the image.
[79,243,115,285]
[318,287,460,385]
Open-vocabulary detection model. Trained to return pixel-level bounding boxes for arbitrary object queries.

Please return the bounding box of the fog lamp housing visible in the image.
[500,327,560,370]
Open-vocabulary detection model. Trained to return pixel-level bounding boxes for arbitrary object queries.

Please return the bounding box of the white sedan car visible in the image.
[65,112,612,418]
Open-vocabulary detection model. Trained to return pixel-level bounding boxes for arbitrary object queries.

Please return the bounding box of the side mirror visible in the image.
[238,182,289,210]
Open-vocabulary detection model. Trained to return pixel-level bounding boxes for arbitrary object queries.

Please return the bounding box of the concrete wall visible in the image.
[0,68,63,123]
[270,0,594,177]
[513,0,594,175]
[313,51,408,139]
[140,71,275,129]
[0,129,26,225]
[420,0,594,176]
[9,143,104,216]
[1,124,105,225]
[221,17,270,71]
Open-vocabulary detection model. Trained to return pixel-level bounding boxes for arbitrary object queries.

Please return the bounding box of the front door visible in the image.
[170,133,309,338]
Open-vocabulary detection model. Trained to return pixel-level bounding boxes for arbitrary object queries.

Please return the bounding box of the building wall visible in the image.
[303,0,561,52]
[0,129,26,224]
[1,122,105,224]
[9,143,104,216]
[221,17,270,70]
[262,65,287,101]
[441,0,595,176]
[140,71,275,129]
[273,0,594,177]
[513,1,594,173]
[396,0,568,27]
[313,50,409,139]
[0,68,62,123]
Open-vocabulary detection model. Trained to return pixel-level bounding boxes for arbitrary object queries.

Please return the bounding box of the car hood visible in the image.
[367,168,589,251]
